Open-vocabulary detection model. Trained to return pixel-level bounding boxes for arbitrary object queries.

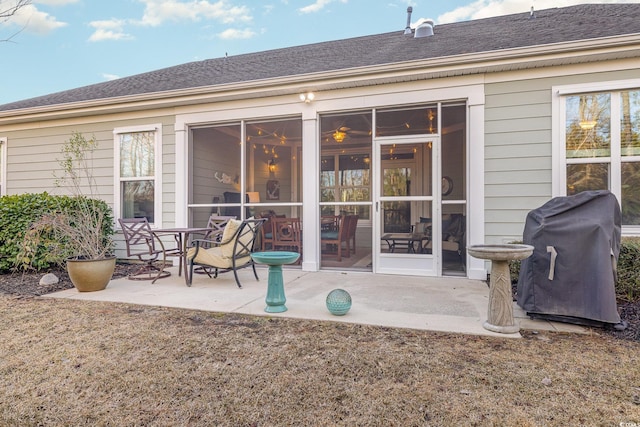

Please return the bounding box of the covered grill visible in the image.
[517,190,622,326]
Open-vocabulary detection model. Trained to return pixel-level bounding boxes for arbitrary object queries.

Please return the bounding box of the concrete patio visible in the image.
[44,265,586,338]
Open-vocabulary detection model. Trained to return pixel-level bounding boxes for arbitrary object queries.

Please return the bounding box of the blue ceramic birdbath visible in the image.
[251,251,300,313]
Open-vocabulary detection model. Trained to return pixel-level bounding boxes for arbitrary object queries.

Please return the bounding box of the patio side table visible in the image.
[251,251,300,313]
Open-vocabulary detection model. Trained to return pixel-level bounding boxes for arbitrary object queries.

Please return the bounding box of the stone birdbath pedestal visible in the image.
[467,244,534,334]
[251,251,300,313]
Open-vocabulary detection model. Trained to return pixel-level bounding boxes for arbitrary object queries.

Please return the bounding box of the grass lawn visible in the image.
[0,295,639,426]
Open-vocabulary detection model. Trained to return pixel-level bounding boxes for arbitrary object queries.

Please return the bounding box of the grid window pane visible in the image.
[621,90,640,156]
[120,132,155,178]
[566,163,609,195]
[622,162,640,225]
[566,93,611,158]
[121,180,155,222]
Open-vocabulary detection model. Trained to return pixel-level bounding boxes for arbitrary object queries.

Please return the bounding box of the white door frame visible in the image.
[374,134,440,276]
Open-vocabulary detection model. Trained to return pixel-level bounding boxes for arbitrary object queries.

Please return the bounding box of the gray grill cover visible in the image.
[517,190,621,325]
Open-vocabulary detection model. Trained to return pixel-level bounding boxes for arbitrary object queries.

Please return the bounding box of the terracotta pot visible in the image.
[66,256,116,292]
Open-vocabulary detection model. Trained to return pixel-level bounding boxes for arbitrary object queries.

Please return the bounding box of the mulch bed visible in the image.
[610,301,640,341]
[0,262,140,297]
[1,263,638,341]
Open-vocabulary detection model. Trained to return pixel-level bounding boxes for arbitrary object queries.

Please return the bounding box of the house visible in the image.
[0,4,639,280]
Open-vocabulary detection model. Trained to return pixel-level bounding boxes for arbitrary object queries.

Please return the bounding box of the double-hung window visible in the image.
[555,80,640,230]
[114,124,162,225]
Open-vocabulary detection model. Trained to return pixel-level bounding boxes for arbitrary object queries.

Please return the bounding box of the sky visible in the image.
[1,0,639,105]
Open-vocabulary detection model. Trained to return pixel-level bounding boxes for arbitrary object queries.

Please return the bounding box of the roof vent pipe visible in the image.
[414,19,434,38]
[404,6,413,35]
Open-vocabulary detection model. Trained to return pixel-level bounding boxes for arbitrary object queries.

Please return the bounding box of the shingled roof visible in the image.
[2,3,640,112]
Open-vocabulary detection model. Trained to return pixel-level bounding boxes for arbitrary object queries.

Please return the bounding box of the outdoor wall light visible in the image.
[268,158,277,173]
[299,92,315,103]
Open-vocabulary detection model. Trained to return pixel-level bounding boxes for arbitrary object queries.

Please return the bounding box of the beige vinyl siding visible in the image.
[7,126,117,200]
[484,68,640,244]
[3,113,177,258]
[484,79,552,243]
[160,123,176,227]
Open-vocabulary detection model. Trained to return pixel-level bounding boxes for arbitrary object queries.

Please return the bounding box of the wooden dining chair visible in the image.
[347,214,359,254]
[321,215,340,232]
[258,211,276,251]
[271,217,302,261]
[320,215,351,262]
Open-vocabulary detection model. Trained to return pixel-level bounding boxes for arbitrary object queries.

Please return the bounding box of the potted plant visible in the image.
[17,132,115,291]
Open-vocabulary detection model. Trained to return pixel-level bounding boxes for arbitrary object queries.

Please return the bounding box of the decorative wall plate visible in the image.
[442,176,453,196]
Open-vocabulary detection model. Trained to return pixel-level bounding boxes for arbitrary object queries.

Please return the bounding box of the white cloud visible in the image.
[437,0,640,24]
[299,0,348,14]
[102,73,120,81]
[88,19,133,41]
[299,0,331,13]
[6,4,67,35]
[86,1,256,42]
[33,0,79,5]
[386,0,413,7]
[137,0,252,27]
[217,27,256,39]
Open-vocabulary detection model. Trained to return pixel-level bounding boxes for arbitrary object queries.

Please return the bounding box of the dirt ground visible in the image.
[0,264,639,425]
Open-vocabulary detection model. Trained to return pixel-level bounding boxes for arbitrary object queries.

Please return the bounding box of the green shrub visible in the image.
[0,193,55,271]
[617,237,640,302]
[0,193,113,272]
[509,237,640,303]
[509,259,521,284]
[507,241,524,284]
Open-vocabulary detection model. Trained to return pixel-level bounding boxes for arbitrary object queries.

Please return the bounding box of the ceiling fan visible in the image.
[323,125,371,143]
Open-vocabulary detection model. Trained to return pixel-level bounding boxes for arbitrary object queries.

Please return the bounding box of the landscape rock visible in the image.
[39,273,59,286]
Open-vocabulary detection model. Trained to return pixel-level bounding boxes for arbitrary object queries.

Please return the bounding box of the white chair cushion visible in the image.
[187,219,258,268]
[187,245,252,268]
[220,219,242,258]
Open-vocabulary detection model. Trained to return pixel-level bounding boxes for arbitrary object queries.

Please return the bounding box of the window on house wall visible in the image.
[563,88,640,226]
[114,125,161,224]
[621,90,640,225]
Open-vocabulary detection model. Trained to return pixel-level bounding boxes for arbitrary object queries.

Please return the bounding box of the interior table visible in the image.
[381,233,430,253]
[152,227,211,285]
[251,251,300,313]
